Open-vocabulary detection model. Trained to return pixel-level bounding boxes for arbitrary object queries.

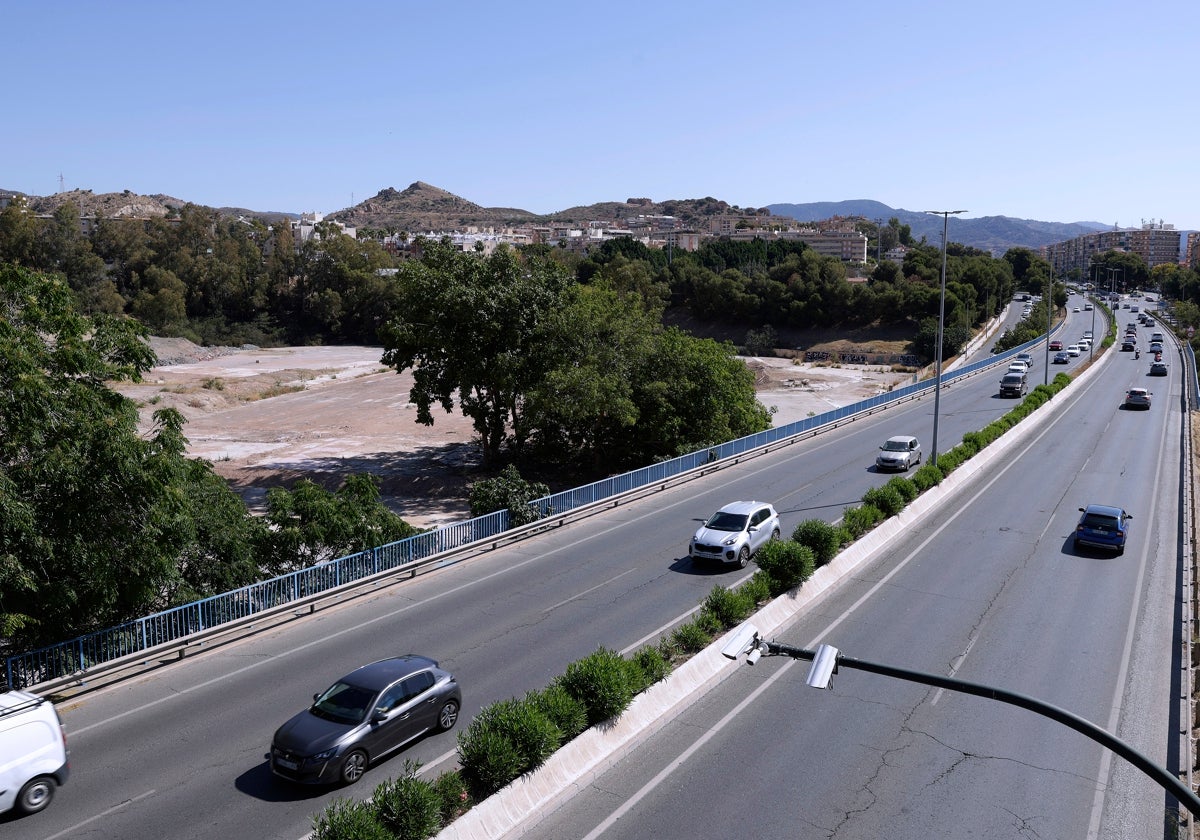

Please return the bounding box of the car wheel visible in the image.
[437,699,460,731]
[770,528,780,542]
[16,776,55,815]
[339,750,368,785]
[737,546,751,568]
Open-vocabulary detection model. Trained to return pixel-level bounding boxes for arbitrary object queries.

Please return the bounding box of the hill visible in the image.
[2,183,1120,254]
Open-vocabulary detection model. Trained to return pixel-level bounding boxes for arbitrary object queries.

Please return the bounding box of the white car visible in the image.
[689,501,781,568]
[1007,361,1029,374]
[1067,344,1081,356]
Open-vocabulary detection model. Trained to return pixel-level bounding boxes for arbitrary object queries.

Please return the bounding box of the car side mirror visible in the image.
[372,708,388,723]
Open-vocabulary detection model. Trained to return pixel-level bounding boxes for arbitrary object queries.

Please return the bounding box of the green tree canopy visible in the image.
[0,263,260,646]
[380,242,574,467]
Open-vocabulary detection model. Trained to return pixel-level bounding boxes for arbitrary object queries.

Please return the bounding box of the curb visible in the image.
[438,353,1109,839]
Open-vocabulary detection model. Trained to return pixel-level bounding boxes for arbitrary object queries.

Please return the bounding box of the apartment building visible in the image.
[1043,221,1181,276]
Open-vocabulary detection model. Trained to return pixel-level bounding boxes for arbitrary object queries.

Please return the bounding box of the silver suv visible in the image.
[689,501,780,568]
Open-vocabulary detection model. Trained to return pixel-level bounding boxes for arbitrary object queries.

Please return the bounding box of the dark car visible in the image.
[1052,351,1070,364]
[271,655,461,785]
[1150,361,1168,375]
[1121,339,1136,351]
[1075,504,1131,554]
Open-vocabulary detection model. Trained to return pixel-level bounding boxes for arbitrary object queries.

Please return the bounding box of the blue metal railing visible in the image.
[4,331,1055,690]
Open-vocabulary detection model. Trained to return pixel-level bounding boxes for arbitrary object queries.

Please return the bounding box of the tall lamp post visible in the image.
[925,210,966,467]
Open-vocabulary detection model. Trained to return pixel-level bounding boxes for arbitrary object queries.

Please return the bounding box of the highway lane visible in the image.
[531,317,1184,839]
[4,301,1107,839]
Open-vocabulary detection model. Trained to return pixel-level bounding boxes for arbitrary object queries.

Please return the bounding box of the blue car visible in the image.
[1075,504,1132,554]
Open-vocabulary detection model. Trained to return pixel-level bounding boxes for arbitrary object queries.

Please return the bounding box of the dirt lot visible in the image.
[115,339,913,529]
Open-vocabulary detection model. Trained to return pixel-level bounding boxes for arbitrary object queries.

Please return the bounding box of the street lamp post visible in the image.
[1045,272,1052,385]
[925,210,966,467]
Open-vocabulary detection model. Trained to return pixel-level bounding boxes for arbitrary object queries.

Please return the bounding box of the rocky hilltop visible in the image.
[326,182,754,232]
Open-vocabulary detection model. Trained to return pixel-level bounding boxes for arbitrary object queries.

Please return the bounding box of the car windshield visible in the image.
[883,440,910,451]
[311,681,377,724]
[705,512,748,532]
[1082,514,1119,531]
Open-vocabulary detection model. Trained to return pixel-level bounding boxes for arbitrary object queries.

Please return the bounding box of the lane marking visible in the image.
[544,570,635,613]
[40,789,156,840]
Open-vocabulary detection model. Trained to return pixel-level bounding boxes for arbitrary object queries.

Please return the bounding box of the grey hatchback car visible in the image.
[271,655,461,785]
[689,501,780,567]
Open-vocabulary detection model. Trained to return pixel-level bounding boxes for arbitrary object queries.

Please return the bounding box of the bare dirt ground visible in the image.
[115,339,913,529]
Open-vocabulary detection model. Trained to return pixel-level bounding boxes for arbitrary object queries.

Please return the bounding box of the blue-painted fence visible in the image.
[4,328,1059,690]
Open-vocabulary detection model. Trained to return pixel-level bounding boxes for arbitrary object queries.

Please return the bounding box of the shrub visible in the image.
[842,504,883,539]
[456,727,523,800]
[694,609,723,635]
[527,685,588,743]
[431,770,471,825]
[629,645,672,692]
[754,540,815,596]
[792,519,843,566]
[912,462,943,491]
[471,696,561,774]
[862,484,904,517]
[703,584,755,629]
[886,476,919,504]
[670,619,713,654]
[373,764,443,840]
[312,798,392,840]
[467,464,550,525]
[557,647,634,725]
[739,570,773,605]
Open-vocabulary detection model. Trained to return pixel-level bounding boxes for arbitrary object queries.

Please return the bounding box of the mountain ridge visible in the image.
[1,182,1122,253]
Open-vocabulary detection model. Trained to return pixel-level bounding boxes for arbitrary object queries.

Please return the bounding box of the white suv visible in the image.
[689,501,780,568]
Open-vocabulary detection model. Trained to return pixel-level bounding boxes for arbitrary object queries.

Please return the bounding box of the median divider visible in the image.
[438,344,1110,840]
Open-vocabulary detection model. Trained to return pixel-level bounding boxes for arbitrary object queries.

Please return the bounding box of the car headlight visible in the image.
[722,535,738,546]
[311,748,338,762]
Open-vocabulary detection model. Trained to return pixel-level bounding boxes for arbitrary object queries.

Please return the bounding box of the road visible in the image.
[529,304,1185,839]
[8,298,1174,840]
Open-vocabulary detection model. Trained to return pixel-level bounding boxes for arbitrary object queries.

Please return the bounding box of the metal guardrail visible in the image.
[4,329,1059,691]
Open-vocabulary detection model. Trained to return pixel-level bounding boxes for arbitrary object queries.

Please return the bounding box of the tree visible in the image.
[0,263,255,646]
[258,474,419,572]
[379,242,573,467]
[628,329,772,462]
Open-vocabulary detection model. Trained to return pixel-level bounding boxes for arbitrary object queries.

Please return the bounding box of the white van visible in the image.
[0,690,69,816]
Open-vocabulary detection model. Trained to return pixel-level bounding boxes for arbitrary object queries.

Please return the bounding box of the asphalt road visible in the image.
[529,307,1184,839]
[8,297,1163,840]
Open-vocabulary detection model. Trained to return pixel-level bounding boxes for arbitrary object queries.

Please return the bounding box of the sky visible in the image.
[6,0,1199,229]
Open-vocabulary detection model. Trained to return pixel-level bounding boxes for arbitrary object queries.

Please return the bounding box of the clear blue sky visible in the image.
[6,0,1198,229]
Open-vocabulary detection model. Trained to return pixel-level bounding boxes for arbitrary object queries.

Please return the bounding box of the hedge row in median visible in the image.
[311,370,1076,840]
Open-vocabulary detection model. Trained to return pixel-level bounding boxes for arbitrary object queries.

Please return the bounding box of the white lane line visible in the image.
[41,789,156,840]
[580,659,799,840]
[544,570,635,613]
